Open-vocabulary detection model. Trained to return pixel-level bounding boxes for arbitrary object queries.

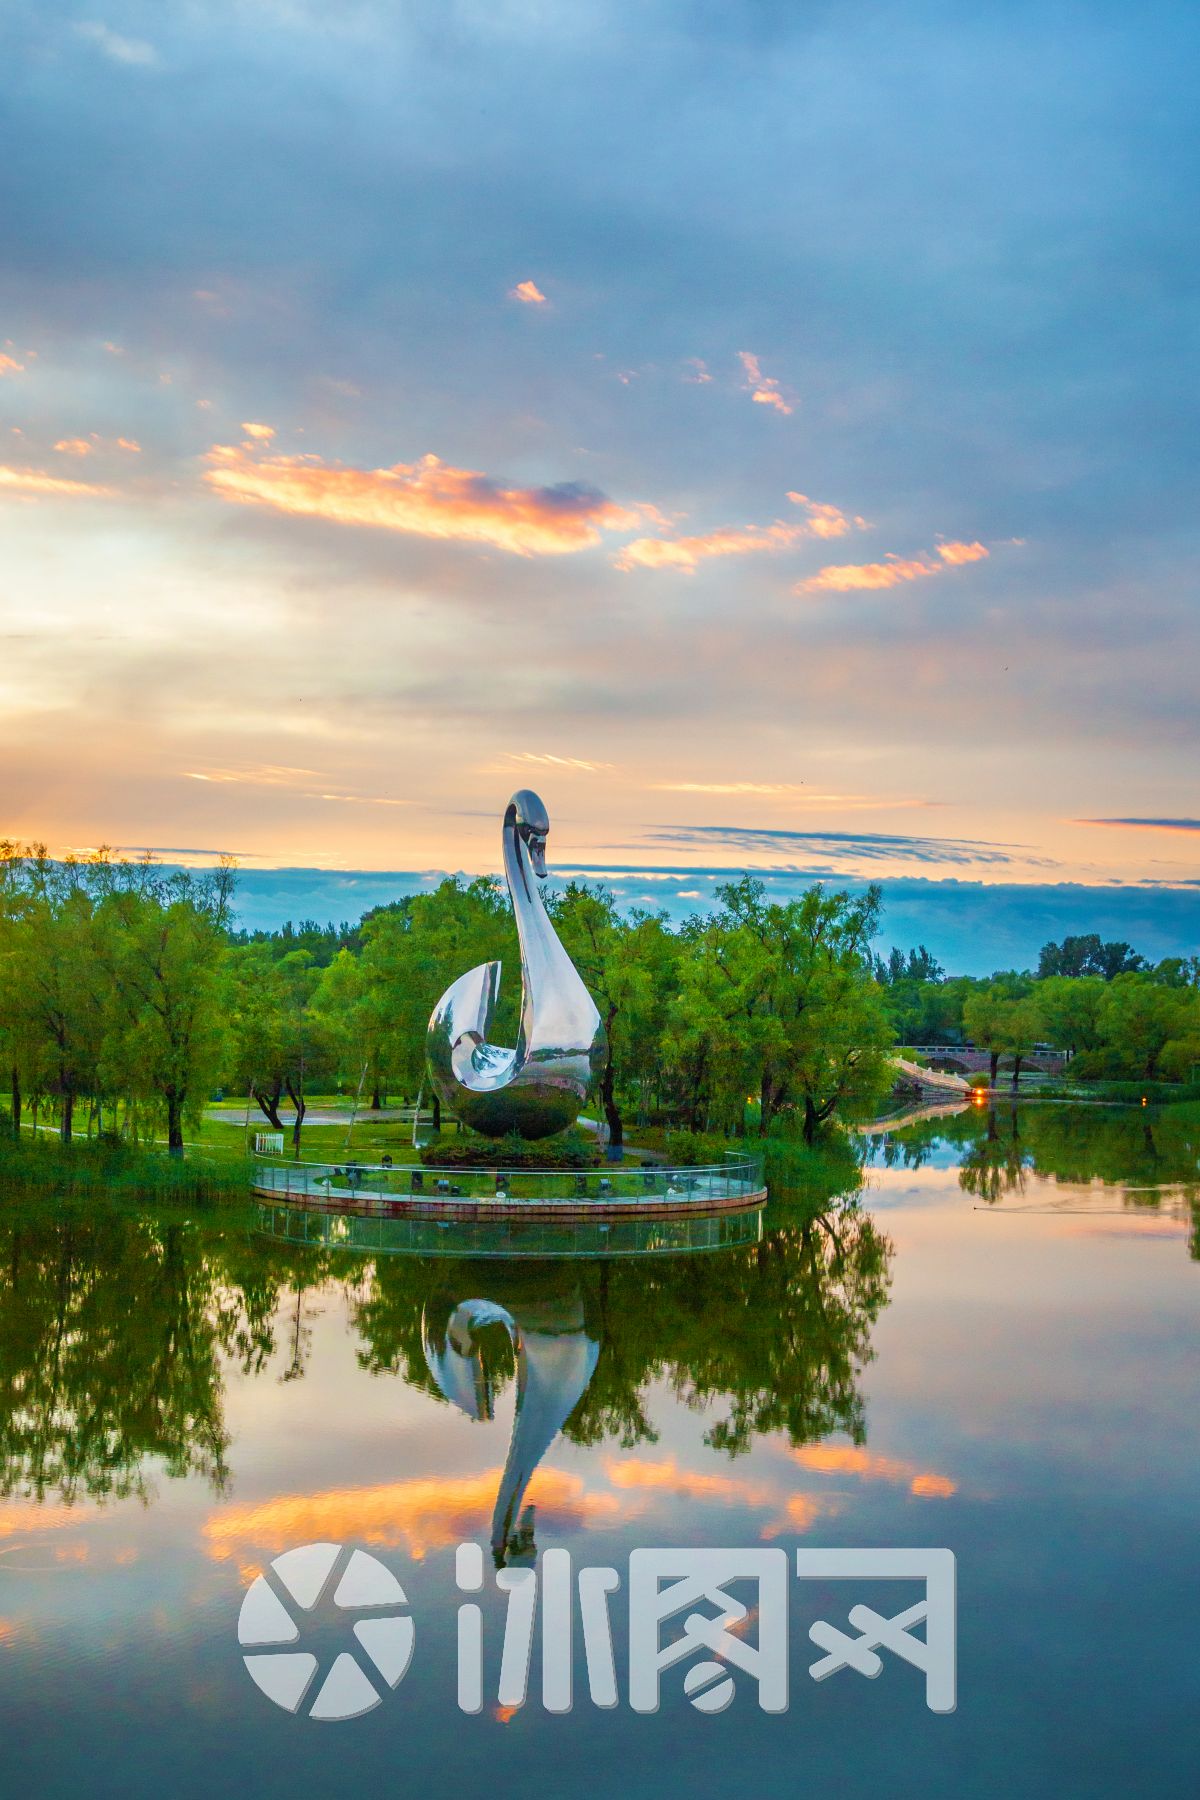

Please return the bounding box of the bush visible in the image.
[662,1130,736,1166]
[419,1128,602,1169]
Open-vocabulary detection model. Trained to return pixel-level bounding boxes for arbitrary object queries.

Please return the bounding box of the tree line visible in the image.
[3,841,1198,1159]
[874,934,1200,1085]
[1,846,896,1152]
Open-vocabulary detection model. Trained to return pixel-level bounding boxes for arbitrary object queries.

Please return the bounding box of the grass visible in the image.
[0,1133,250,1207]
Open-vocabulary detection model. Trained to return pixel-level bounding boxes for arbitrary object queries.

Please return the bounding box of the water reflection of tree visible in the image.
[0,1208,335,1502]
[870,1102,1200,1250]
[0,1170,894,1509]
[352,1200,893,1457]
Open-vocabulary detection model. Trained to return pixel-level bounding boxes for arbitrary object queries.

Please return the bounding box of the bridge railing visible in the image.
[251,1154,764,1208]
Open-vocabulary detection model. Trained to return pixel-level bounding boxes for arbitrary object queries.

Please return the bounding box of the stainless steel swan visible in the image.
[425,789,606,1140]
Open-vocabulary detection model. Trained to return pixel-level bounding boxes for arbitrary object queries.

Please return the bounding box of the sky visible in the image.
[1,2,1198,968]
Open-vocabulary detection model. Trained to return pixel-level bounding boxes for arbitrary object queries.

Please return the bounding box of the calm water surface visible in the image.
[1,1103,1196,1798]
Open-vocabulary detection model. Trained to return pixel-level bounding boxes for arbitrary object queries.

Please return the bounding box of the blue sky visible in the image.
[1,2,1197,954]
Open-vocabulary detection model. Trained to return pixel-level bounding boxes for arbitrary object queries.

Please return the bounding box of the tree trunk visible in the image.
[803,1095,818,1143]
[9,1067,18,1139]
[989,1050,1000,1085]
[600,1025,623,1153]
[60,1090,74,1144]
[371,1082,383,1110]
[285,1078,306,1156]
[253,1080,285,1131]
[1010,1053,1023,1091]
[431,1094,442,1133]
[166,1091,185,1156]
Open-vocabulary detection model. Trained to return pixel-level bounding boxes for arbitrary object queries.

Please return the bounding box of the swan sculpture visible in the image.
[425,789,606,1140]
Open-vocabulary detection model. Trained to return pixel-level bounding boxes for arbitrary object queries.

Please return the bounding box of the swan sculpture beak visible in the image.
[525,831,548,879]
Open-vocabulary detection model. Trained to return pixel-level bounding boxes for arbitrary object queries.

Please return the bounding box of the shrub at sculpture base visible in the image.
[418,1129,603,1170]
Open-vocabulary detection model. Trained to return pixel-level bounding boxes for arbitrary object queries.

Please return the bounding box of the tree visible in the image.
[548,886,678,1154]
[98,860,235,1154]
[668,879,893,1141]
[228,946,333,1153]
[963,987,1032,1086]
[1034,975,1106,1058]
[1037,934,1145,980]
[875,944,945,985]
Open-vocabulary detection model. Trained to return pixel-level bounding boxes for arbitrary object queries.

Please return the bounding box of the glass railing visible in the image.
[250,1153,765,1208]
[255,1199,765,1259]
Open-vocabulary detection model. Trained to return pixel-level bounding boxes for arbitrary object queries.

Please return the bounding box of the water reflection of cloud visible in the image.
[202,1468,632,1564]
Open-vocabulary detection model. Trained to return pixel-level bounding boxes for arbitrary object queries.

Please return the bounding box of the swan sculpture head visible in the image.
[425,788,607,1139]
[507,788,549,879]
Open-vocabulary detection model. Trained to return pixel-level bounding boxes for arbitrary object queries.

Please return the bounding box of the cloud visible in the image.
[75,21,159,67]
[203,1468,628,1564]
[0,355,23,377]
[203,443,642,556]
[935,539,988,566]
[497,750,614,773]
[509,279,547,304]
[240,421,275,441]
[1079,817,1200,833]
[647,824,1040,868]
[682,358,711,384]
[54,438,93,457]
[616,519,809,572]
[616,491,866,572]
[115,438,141,452]
[737,350,793,415]
[786,492,867,538]
[0,464,111,499]
[787,1444,957,1498]
[798,540,989,593]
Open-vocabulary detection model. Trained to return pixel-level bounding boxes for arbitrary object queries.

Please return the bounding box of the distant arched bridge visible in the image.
[904,1044,1068,1078]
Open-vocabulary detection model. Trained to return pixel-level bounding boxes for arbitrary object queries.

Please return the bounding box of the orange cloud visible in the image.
[240,421,275,441]
[54,438,93,457]
[115,438,142,453]
[0,1501,81,1537]
[789,1443,957,1497]
[0,464,111,499]
[509,280,547,305]
[800,555,937,591]
[0,354,25,376]
[798,539,989,593]
[202,1469,630,1564]
[936,539,988,565]
[604,1456,777,1509]
[738,350,794,416]
[787,492,867,538]
[204,444,640,556]
[616,491,868,573]
[616,520,809,572]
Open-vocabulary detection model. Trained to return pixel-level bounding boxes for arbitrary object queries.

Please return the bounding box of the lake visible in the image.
[1,1102,1196,1798]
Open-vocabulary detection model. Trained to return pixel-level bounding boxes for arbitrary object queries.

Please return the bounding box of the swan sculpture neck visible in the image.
[426,788,606,1140]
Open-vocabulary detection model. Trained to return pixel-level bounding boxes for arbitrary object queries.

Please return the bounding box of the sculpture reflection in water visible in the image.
[423,1288,599,1566]
[0,1198,900,1535]
[426,789,606,1139]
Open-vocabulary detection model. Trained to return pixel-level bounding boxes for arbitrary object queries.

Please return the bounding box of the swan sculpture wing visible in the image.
[426,789,606,1140]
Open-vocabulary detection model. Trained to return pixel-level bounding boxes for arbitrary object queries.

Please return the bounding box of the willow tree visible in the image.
[669,877,894,1140]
